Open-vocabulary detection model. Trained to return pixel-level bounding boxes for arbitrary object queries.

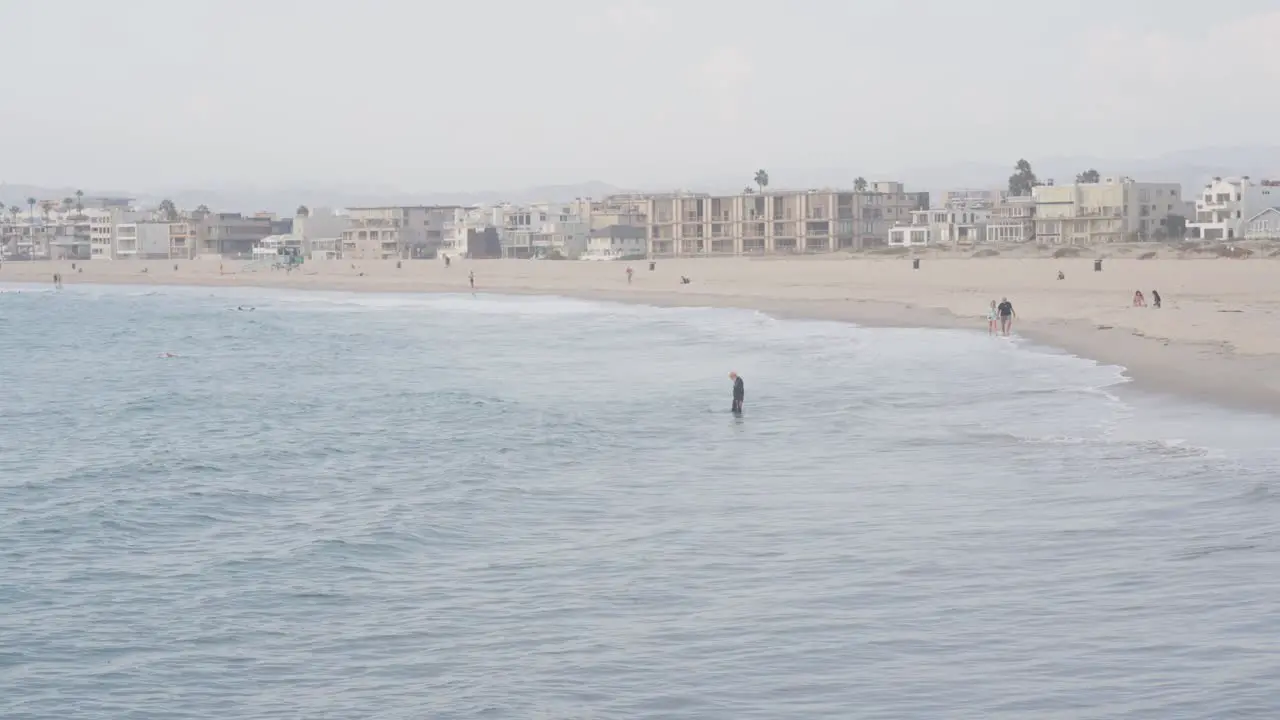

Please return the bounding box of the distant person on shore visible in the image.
[987,300,998,335]
[469,271,475,290]
[444,254,451,268]
[1057,270,1065,280]
[729,372,745,414]
[1152,290,1162,309]
[680,276,691,285]
[997,297,1015,336]
[1133,290,1146,307]
[626,266,633,284]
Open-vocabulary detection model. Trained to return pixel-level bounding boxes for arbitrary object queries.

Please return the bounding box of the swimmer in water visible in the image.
[159,352,178,358]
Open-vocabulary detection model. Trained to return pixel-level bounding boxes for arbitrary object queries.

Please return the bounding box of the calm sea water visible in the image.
[2,283,1279,719]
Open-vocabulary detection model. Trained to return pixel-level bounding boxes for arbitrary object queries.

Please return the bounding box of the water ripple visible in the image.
[1,285,1279,719]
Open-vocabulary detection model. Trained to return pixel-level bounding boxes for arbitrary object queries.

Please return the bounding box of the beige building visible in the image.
[646,182,928,256]
[341,205,461,260]
[1032,177,1183,244]
[986,195,1036,243]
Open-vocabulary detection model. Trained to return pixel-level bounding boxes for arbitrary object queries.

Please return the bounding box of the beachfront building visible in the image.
[114,222,173,259]
[1187,177,1280,241]
[986,195,1036,243]
[890,207,991,247]
[195,213,273,257]
[292,207,348,260]
[1243,207,1280,241]
[582,225,648,260]
[342,205,462,260]
[88,207,140,259]
[584,194,647,231]
[1032,177,1183,244]
[645,182,928,256]
[887,224,930,247]
[495,202,590,258]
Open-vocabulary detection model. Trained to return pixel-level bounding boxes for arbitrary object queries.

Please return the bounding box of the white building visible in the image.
[582,225,648,260]
[1032,177,1184,244]
[114,221,171,259]
[292,207,348,260]
[986,195,1036,243]
[887,225,930,246]
[1243,207,1280,241]
[893,207,990,247]
[1188,177,1280,241]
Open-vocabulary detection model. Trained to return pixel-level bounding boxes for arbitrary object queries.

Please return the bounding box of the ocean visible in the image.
[2,283,1279,719]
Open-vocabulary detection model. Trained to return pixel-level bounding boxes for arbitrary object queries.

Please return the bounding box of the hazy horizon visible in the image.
[4,0,1278,195]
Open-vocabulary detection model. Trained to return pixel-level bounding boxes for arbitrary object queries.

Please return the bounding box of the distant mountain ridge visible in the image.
[4,147,1278,213]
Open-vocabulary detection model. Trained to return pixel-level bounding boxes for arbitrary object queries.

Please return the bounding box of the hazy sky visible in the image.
[2,0,1277,192]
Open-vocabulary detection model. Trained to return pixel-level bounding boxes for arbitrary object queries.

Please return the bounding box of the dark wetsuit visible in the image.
[732,376,745,413]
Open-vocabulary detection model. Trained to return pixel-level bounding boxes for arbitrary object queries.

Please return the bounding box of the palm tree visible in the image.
[853,177,868,192]
[75,189,84,215]
[753,169,769,193]
[61,197,74,215]
[296,204,310,217]
[26,197,36,222]
[8,205,20,223]
[743,186,755,194]
[39,200,53,222]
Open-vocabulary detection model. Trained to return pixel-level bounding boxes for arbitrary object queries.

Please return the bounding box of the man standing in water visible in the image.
[997,297,1016,336]
[729,371,745,414]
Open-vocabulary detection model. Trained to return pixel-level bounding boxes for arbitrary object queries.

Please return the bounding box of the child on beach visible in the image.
[987,300,998,335]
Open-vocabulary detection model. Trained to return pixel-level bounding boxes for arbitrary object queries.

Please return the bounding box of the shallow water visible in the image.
[2,284,1279,719]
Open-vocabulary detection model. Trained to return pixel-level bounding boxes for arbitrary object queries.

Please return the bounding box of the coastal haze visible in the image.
[4,1,1280,718]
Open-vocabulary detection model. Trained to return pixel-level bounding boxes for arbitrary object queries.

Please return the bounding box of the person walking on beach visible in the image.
[997,297,1015,336]
[468,271,475,290]
[987,300,998,335]
[626,266,633,284]
[729,371,745,414]
[1152,289,1162,309]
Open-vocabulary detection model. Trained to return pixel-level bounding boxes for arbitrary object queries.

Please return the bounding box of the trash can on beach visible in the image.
[912,258,920,270]
[1094,259,1102,272]
[649,261,656,271]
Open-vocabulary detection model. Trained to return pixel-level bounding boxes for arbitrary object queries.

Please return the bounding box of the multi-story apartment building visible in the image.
[196,213,273,257]
[584,194,647,231]
[1032,177,1183,244]
[89,207,140,259]
[496,202,590,258]
[341,205,462,260]
[1187,177,1280,241]
[986,195,1036,243]
[114,221,172,259]
[646,182,928,256]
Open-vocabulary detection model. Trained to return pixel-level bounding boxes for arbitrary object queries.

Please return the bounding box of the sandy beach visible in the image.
[8,253,1280,414]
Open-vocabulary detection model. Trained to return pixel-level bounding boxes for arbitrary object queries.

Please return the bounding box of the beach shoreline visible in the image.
[7,256,1280,415]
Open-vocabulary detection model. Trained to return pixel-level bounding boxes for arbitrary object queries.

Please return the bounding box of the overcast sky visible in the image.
[2,0,1277,193]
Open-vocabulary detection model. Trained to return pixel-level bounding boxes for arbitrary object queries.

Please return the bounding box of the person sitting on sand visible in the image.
[680,276,691,285]
[1152,290,1162,309]
[1057,270,1065,280]
[1133,290,1145,307]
